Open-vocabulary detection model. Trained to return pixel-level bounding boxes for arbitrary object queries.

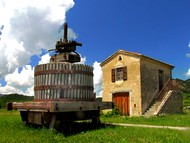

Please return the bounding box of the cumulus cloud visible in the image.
[38,53,51,65]
[77,55,86,64]
[93,61,103,97]
[0,85,21,95]
[0,25,3,38]
[185,68,190,77]
[0,52,56,95]
[0,52,88,96]
[0,65,34,95]
[0,0,75,78]
[0,0,75,95]
[0,0,99,97]
[186,43,190,77]
[0,0,75,76]
[5,65,34,88]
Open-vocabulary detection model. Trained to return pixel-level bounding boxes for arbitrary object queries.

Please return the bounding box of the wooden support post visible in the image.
[49,114,57,129]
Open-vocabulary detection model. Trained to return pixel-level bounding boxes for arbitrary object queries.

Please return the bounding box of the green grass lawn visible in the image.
[101,112,190,127]
[0,110,190,143]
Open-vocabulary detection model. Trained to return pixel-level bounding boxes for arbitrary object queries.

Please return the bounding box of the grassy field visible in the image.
[0,110,190,143]
[182,92,190,107]
[101,111,190,127]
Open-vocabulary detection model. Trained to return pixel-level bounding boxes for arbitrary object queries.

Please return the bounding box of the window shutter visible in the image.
[123,66,127,80]
[111,69,115,82]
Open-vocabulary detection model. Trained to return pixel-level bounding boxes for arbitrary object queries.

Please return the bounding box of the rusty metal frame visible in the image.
[34,98,95,102]
[34,85,93,91]
[35,70,93,76]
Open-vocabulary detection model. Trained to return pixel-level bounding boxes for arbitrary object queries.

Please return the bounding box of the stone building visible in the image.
[100,50,182,116]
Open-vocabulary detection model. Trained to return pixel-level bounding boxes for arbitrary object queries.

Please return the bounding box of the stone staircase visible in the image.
[144,79,179,116]
[144,100,161,116]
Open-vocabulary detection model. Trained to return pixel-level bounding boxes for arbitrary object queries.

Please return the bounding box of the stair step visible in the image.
[144,81,173,116]
[144,100,162,116]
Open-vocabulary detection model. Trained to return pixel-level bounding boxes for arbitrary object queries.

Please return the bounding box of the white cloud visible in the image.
[186,42,190,77]
[0,0,75,95]
[185,68,190,77]
[1,65,34,95]
[0,0,75,77]
[38,53,51,65]
[5,65,34,87]
[68,28,77,40]
[93,61,103,97]
[186,53,190,58]
[0,54,88,96]
[25,85,34,96]
[186,42,190,57]
[0,85,21,95]
[78,55,86,64]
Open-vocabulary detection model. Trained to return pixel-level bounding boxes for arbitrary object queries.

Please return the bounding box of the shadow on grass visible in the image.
[56,122,116,137]
[25,122,116,137]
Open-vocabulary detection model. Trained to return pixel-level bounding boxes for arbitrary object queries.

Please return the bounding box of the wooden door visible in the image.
[113,92,129,115]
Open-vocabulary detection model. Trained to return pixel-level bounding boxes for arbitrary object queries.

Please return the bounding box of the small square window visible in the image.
[116,67,123,81]
[111,66,127,82]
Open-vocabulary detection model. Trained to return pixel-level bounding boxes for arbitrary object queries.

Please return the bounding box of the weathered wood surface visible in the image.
[34,63,94,101]
[11,101,113,112]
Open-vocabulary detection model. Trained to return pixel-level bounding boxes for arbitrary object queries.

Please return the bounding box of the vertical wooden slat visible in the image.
[85,89,87,99]
[34,63,94,101]
[54,63,58,99]
[74,89,76,99]
[64,89,67,99]
[54,89,57,99]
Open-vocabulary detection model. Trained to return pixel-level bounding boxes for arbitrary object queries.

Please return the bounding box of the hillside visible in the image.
[175,78,190,107]
[0,78,189,108]
[176,78,190,93]
[0,94,34,108]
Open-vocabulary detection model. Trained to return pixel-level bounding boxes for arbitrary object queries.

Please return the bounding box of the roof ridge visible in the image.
[100,49,174,69]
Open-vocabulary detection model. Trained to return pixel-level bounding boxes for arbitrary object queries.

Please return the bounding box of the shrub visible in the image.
[101,107,121,117]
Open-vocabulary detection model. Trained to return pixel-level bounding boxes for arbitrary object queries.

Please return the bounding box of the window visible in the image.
[116,67,123,81]
[118,56,122,61]
[111,66,127,82]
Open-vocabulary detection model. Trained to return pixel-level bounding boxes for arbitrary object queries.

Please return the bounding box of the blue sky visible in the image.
[0,0,190,96]
[67,0,190,79]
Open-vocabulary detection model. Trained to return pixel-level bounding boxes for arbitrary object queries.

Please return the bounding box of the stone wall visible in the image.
[101,50,174,116]
[158,91,183,114]
[140,58,172,114]
[101,52,142,116]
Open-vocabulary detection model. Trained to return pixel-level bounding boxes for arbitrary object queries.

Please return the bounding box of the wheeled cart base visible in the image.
[7,101,113,129]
